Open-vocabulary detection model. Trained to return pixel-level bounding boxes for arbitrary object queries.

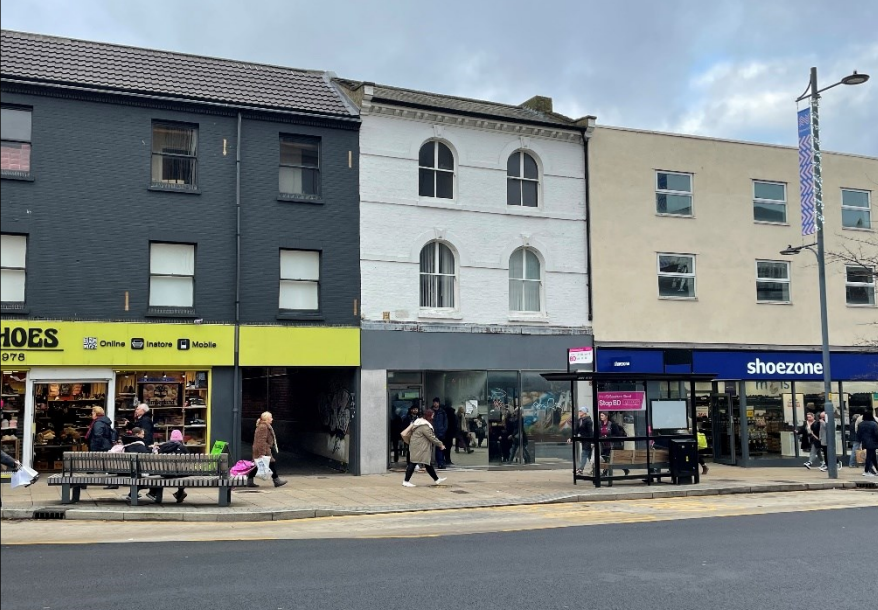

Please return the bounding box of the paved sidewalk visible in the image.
[1,464,872,522]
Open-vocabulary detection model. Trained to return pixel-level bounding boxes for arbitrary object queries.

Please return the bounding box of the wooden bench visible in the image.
[133,453,248,507]
[606,448,670,479]
[46,452,137,504]
[48,452,249,506]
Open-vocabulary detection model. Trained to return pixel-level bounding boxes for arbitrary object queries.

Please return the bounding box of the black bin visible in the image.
[668,438,699,483]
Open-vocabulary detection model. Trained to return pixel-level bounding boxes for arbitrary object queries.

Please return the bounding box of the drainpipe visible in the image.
[232,112,242,461]
[578,116,597,325]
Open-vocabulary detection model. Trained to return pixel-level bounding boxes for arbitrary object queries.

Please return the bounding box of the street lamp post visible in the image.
[785,67,869,479]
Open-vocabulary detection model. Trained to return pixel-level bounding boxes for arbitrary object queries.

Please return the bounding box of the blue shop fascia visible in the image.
[595,347,878,467]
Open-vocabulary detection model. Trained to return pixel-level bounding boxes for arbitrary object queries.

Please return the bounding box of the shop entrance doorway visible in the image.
[711,393,737,465]
[388,385,422,467]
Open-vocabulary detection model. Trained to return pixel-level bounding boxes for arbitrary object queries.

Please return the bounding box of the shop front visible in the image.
[597,348,878,467]
[238,326,359,474]
[359,323,594,475]
[1,320,234,472]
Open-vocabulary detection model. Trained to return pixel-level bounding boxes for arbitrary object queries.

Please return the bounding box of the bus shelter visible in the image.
[541,371,716,488]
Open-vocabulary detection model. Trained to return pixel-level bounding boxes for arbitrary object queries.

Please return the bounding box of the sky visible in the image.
[2,0,877,156]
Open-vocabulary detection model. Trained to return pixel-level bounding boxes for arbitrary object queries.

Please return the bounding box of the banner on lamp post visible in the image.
[798,107,817,236]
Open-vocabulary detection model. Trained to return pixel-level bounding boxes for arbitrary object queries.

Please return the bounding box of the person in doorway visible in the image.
[402,402,422,472]
[505,407,531,464]
[473,414,486,448]
[247,412,287,488]
[401,408,446,487]
[567,407,594,475]
[598,412,629,476]
[430,398,448,469]
[124,403,154,446]
[85,406,114,452]
[798,412,817,469]
[443,400,458,465]
[856,411,878,476]
[848,414,864,469]
[454,407,474,454]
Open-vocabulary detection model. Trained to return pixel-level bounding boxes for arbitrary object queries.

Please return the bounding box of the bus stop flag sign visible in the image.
[568,347,594,372]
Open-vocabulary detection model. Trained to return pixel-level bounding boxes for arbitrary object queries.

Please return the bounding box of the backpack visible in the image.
[107,426,118,444]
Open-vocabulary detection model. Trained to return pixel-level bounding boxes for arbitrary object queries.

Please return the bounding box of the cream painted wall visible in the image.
[589,126,878,347]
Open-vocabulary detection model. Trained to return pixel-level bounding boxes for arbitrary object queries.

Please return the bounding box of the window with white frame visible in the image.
[657,254,695,298]
[420,241,456,308]
[1,107,32,178]
[841,189,872,229]
[656,171,693,216]
[845,265,875,306]
[753,181,787,223]
[509,248,542,312]
[0,234,27,303]
[279,135,320,199]
[507,151,539,207]
[279,249,320,311]
[149,242,195,308]
[756,261,791,303]
[151,122,198,189]
[418,141,454,199]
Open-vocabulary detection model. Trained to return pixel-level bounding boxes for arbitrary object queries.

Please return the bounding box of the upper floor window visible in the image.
[419,141,454,199]
[151,122,198,190]
[507,151,539,207]
[279,249,320,311]
[509,248,542,312]
[756,261,791,303]
[656,171,693,216]
[149,242,195,308]
[657,254,695,298]
[845,265,875,306]
[1,107,32,179]
[279,135,320,200]
[420,241,456,308]
[841,189,872,230]
[0,234,27,303]
[753,181,787,224]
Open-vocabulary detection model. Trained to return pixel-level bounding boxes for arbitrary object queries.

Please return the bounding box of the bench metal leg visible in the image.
[61,484,72,504]
[129,486,140,506]
[219,487,231,507]
[72,486,81,503]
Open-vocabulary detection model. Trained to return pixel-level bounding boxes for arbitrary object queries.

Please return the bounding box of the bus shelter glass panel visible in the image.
[521,371,573,466]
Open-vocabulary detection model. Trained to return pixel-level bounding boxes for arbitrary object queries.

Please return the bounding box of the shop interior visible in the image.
[1,371,27,468]
[388,370,575,470]
[32,379,109,471]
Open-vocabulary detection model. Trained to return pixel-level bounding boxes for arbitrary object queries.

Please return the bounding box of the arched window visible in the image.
[507,151,539,207]
[419,141,455,199]
[509,248,541,312]
[420,241,456,308]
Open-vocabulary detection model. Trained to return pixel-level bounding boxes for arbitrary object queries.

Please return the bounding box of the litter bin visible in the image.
[669,438,699,484]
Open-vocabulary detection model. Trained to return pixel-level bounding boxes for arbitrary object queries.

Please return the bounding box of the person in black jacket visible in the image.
[856,411,878,476]
[125,403,154,446]
[568,408,594,474]
[85,406,114,451]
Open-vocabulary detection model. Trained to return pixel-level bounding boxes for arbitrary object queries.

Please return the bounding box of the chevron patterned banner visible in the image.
[798,107,816,236]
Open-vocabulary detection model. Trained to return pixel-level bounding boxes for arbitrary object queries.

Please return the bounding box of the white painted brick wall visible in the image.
[360,114,591,328]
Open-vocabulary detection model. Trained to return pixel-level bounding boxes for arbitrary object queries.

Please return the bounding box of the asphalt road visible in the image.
[3,505,875,610]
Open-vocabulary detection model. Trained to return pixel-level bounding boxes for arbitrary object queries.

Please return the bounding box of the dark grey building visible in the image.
[0,30,361,473]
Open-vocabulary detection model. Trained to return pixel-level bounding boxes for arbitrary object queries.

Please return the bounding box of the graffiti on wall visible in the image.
[317,380,355,458]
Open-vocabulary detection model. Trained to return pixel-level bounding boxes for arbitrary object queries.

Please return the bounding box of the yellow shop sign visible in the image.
[0,320,234,366]
[239,326,359,366]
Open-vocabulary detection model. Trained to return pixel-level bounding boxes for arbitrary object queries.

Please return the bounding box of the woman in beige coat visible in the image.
[247,412,287,488]
[402,408,447,487]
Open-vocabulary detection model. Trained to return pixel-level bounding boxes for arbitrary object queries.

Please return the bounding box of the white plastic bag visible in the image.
[11,465,39,489]
[254,456,272,481]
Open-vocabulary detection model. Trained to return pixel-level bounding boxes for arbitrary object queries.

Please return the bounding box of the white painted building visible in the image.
[335,81,595,474]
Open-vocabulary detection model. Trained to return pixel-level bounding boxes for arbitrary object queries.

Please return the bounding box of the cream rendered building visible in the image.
[588,126,877,467]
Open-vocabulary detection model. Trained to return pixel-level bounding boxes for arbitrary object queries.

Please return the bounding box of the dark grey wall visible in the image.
[238,118,360,325]
[361,329,593,370]
[209,366,235,448]
[1,88,360,326]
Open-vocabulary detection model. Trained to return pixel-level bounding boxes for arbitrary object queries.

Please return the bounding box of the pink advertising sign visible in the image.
[597,391,645,411]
